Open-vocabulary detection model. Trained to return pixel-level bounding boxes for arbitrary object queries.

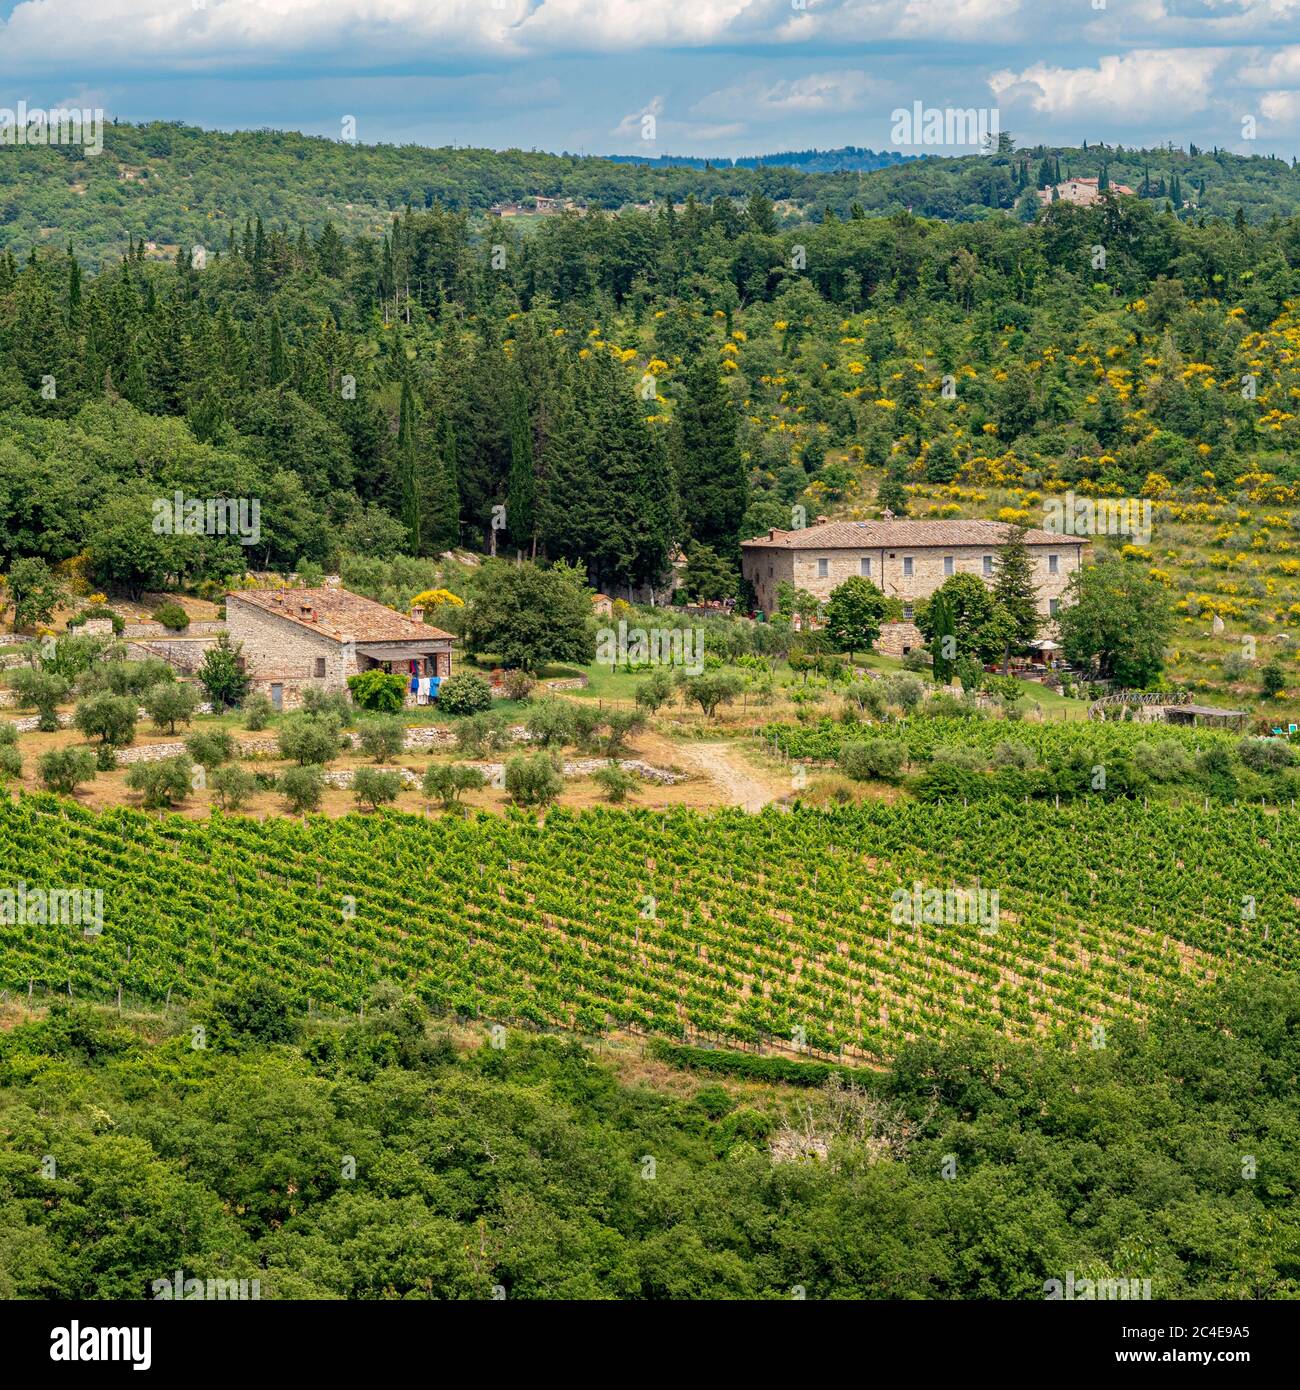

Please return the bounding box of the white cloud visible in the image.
[1085,0,1300,47]
[611,95,744,148]
[693,70,884,119]
[0,0,1057,74]
[4,0,1300,154]
[1238,45,1300,87]
[2,0,1296,76]
[897,0,1023,41]
[0,0,778,71]
[1259,89,1300,124]
[989,49,1224,120]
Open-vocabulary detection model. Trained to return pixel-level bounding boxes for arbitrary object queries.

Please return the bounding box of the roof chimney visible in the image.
[410,604,425,624]
[768,528,778,540]
[881,506,895,521]
[815,514,829,525]
[300,603,315,621]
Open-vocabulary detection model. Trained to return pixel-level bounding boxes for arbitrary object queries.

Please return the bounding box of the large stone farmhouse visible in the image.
[226,586,453,711]
[742,517,1086,652]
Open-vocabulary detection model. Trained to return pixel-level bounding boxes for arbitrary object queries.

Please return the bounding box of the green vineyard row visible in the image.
[765,716,1244,764]
[0,792,1293,1061]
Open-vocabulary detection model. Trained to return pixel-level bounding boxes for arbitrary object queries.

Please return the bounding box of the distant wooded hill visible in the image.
[606,147,917,173]
[4,121,1300,268]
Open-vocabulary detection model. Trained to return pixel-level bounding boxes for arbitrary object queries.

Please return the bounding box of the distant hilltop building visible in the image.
[1037,176,1135,208]
[488,196,582,217]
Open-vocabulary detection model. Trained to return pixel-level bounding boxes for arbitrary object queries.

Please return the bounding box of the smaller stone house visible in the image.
[226,587,453,711]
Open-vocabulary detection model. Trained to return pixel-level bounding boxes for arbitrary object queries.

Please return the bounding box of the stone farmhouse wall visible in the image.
[875,621,925,657]
[746,541,1082,622]
[225,596,357,708]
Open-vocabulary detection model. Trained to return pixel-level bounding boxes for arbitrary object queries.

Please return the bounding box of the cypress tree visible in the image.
[566,353,679,595]
[425,417,460,552]
[992,523,1040,671]
[929,589,955,683]
[396,371,421,552]
[676,353,746,553]
[267,315,288,386]
[252,216,269,292]
[315,222,346,278]
[506,381,536,557]
[535,377,593,570]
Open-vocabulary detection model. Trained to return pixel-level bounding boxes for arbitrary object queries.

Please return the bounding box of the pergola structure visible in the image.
[1161,704,1249,730]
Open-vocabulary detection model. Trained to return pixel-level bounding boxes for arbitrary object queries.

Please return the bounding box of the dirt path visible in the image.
[675,741,785,813]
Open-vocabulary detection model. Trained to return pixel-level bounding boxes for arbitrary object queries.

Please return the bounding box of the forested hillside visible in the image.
[5,178,1300,617]
[2,970,1296,1299]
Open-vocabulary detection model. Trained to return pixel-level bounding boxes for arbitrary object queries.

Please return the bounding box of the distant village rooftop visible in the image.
[742,518,1080,549]
[1037,175,1136,207]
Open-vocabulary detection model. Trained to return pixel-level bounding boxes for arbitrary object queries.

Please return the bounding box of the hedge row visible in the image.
[648,1040,859,1087]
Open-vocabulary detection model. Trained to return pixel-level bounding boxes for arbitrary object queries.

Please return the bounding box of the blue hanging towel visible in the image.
[409,675,418,692]
[429,676,442,698]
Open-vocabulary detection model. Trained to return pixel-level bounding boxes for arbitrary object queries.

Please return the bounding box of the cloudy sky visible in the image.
[2,0,1300,158]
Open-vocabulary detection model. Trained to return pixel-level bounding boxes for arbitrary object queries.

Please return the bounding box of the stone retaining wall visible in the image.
[7,713,74,733]
[113,736,279,766]
[3,718,674,786]
[124,620,227,639]
[126,638,218,672]
[322,756,685,790]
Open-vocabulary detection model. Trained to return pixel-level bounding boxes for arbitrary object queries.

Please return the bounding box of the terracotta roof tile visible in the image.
[227,588,453,642]
[741,519,1083,549]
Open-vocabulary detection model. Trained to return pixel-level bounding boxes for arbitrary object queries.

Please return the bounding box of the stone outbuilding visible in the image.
[225,587,453,711]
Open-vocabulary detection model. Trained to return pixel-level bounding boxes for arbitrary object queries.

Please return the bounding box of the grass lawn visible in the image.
[1018,679,1092,716]
[560,663,645,703]
[851,651,907,674]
